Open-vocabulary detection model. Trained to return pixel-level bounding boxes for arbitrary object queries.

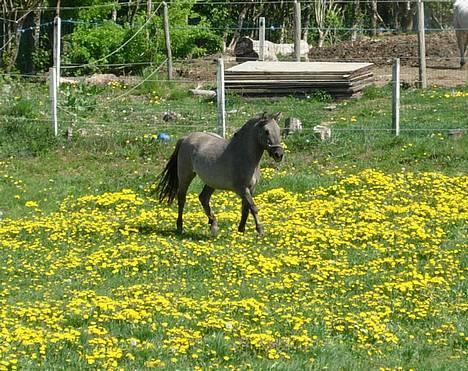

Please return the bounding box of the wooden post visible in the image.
[49,67,58,137]
[162,2,173,80]
[147,0,153,15]
[53,16,61,87]
[146,0,153,40]
[294,0,301,61]
[417,0,427,88]
[217,58,226,138]
[392,58,400,136]
[259,17,265,61]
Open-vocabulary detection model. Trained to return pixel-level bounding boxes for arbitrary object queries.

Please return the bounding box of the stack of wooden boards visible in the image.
[224,61,374,99]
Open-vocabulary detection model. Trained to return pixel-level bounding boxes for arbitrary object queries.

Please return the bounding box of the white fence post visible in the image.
[217,58,226,138]
[417,0,427,89]
[162,2,173,80]
[259,17,265,61]
[294,0,301,62]
[53,16,61,87]
[392,58,400,136]
[49,67,58,137]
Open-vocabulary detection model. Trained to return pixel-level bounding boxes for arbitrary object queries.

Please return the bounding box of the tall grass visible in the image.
[0,78,466,368]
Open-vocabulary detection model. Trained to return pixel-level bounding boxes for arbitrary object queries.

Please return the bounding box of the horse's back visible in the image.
[178,132,235,190]
[180,132,228,162]
[454,0,468,28]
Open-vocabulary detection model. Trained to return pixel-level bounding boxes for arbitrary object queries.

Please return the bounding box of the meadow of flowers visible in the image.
[0,165,466,370]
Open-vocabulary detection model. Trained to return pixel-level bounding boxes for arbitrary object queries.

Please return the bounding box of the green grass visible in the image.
[0,76,467,369]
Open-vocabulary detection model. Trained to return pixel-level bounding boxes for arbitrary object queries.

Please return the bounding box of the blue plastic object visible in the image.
[157,133,170,142]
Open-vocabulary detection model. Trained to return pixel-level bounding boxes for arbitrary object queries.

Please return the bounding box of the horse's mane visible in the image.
[232,113,269,137]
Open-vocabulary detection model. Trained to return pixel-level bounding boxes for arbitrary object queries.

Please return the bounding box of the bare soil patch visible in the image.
[309,32,467,87]
[131,33,468,89]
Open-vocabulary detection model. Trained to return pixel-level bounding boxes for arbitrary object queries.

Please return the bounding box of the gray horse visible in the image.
[156,112,284,235]
[454,0,468,68]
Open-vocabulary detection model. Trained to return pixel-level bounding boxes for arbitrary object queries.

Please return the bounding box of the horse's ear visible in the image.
[273,112,282,121]
[261,111,268,120]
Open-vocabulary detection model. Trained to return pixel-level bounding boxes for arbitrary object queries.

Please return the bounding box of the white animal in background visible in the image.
[454,0,468,68]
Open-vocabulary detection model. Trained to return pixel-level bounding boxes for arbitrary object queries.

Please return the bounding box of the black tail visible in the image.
[155,139,182,204]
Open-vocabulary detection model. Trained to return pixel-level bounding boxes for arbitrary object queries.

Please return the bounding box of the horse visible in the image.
[155,112,284,236]
[454,0,468,68]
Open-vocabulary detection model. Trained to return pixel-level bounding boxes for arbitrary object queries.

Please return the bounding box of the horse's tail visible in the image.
[156,139,182,204]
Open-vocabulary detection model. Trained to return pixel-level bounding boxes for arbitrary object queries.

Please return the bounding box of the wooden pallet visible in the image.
[224,61,374,98]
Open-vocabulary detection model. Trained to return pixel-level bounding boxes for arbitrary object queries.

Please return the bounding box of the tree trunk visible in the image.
[351,0,361,43]
[33,10,41,50]
[318,30,325,48]
[401,3,417,31]
[32,9,41,73]
[279,20,286,43]
[302,4,312,43]
[1,0,45,71]
[1,8,4,68]
[371,0,378,36]
[228,5,249,51]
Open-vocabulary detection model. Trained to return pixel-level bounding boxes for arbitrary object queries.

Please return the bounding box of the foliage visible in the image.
[140,70,189,101]
[61,82,103,111]
[64,21,127,69]
[0,95,55,156]
[31,45,51,73]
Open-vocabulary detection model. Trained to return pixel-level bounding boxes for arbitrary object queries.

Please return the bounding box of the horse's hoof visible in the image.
[256,226,264,235]
[238,226,245,233]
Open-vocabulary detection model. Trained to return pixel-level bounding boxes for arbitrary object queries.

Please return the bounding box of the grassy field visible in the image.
[0,75,467,370]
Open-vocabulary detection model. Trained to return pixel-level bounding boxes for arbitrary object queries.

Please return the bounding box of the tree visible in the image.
[1,0,46,71]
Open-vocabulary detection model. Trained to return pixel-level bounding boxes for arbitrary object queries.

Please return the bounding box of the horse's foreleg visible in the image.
[199,185,218,236]
[240,188,263,235]
[238,199,249,232]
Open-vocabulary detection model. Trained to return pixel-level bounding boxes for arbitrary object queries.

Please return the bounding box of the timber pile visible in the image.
[225,61,374,99]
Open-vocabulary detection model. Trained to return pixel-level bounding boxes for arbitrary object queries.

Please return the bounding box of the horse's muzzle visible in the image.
[268,144,284,162]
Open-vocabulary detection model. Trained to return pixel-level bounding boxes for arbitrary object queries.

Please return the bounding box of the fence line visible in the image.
[1,0,466,143]
[8,0,457,13]
[3,114,466,134]
[57,59,167,112]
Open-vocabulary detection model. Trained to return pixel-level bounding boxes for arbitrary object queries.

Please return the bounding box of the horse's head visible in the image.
[257,112,284,162]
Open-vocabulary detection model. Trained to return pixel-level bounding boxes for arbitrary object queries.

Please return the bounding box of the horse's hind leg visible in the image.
[199,185,218,236]
[176,174,195,234]
[456,31,467,68]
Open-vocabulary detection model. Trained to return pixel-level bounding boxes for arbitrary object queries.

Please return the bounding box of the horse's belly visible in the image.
[193,161,235,191]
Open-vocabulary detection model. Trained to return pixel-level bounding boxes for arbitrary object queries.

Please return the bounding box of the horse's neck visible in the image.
[229,129,264,168]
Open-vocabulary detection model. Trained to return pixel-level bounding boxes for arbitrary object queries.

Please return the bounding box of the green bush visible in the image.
[64,21,127,70]
[62,2,222,75]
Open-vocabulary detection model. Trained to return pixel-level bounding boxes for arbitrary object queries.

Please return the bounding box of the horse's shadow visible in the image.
[137,225,211,241]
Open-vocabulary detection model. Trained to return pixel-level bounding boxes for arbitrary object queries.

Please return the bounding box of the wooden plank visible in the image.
[225,81,374,94]
[225,84,372,94]
[225,73,374,83]
[225,77,373,88]
[223,61,374,98]
[225,68,373,77]
[226,61,373,73]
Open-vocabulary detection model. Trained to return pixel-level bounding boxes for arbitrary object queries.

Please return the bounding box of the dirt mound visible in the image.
[309,32,460,68]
